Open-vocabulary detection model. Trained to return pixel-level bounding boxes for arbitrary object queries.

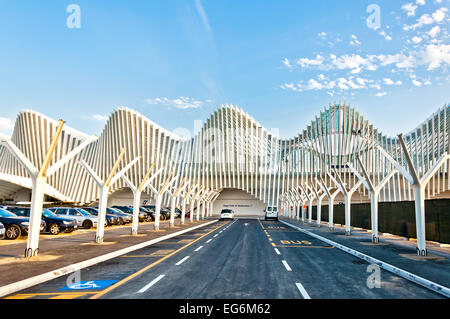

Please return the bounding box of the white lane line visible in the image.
[213,234,218,237]
[138,274,165,293]
[295,283,311,299]
[281,260,292,271]
[194,246,203,252]
[206,239,212,243]
[274,248,281,255]
[219,231,223,233]
[175,256,190,266]
[279,219,450,298]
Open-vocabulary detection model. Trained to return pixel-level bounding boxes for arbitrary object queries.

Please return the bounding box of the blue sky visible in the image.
[0,0,448,138]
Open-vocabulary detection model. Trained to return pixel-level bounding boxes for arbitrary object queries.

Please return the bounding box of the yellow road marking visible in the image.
[90,221,228,299]
[121,249,175,258]
[6,291,96,299]
[273,245,334,249]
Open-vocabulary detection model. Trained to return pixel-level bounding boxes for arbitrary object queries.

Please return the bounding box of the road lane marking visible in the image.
[280,219,450,298]
[138,275,165,293]
[175,256,190,265]
[282,260,292,271]
[206,239,212,243]
[295,283,311,299]
[213,234,218,237]
[274,248,281,255]
[90,221,228,299]
[194,246,203,252]
[6,292,96,299]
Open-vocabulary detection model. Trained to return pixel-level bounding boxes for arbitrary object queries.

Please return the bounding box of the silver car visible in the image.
[49,207,103,229]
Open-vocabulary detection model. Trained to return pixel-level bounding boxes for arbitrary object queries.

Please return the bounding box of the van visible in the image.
[264,206,278,221]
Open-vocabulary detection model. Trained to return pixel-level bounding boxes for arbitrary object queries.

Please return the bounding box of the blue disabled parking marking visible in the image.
[59,280,118,291]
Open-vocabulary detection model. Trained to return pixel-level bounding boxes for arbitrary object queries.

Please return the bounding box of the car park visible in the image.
[264,206,278,221]
[219,209,234,221]
[105,207,133,224]
[49,207,102,229]
[0,221,5,239]
[112,205,151,222]
[143,205,166,221]
[6,207,77,235]
[82,207,121,226]
[0,208,45,239]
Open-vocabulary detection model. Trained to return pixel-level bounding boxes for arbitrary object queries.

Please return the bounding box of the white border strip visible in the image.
[280,219,450,298]
[0,220,217,298]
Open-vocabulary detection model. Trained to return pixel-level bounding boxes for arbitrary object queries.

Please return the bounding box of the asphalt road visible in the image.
[4,219,443,299]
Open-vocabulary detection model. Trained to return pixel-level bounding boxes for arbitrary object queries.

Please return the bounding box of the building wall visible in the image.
[212,188,266,217]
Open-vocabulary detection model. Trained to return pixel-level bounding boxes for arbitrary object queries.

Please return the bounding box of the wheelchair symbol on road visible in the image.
[60,280,117,291]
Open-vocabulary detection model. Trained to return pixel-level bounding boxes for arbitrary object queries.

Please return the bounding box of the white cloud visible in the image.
[350,34,361,46]
[428,26,440,37]
[146,97,207,109]
[412,79,422,86]
[282,58,293,69]
[296,55,325,67]
[402,3,418,16]
[379,30,393,40]
[375,92,388,97]
[412,36,423,43]
[0,117,14,136]
[318,32,327,39]
[416,0,426,5]
[404,7,448,30]
[423,44,450,70]
[91,114,108,121]
[383,78,402,85]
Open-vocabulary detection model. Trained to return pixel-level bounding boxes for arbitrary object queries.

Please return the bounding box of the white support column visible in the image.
[167,178,188,227]
[80,149,140,243]
[121,164,160,235]
[347,159,397,243]
[147,172,178,230]
[378,135,450,255]
[316,177,341,231]
[1,121,96,257]
[328,170,362,236]
[299,185,312,223]
[309,183,326,227]
[183,184,198,224]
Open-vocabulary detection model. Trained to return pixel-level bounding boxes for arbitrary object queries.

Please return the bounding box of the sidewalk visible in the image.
[279,216,450,288]
[0,218,212,287]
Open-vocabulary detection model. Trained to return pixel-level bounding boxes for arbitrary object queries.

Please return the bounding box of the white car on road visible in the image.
[264,206,278,221]
[219,209,234,221]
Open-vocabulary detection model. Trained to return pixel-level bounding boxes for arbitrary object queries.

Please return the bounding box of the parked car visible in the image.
[219,209,234,221]
[0,208,45,239]
[82,207,121,226]
[143,205,166,221]
[48,207,102,229]
[140,206,155,221]
[6,207,77,235]
[112,205,151,222]
[264,206,278,221]
[104,207,132,224]
[0,221,5,239]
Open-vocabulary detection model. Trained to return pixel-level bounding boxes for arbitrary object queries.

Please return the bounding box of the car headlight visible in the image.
[63,221,71,225]
[21,222,30,226]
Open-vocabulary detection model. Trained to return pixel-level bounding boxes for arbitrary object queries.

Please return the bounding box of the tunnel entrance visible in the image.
[212,188,266,218]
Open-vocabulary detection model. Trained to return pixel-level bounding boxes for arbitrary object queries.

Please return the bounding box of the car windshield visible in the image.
[42,209,58,218]
[221,210,232,214]
[76,209,91,216]
[0,208,18,217]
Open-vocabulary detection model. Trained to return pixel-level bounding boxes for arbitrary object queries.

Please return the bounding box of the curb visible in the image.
[0,220,217,298]
[279,219,450,298]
